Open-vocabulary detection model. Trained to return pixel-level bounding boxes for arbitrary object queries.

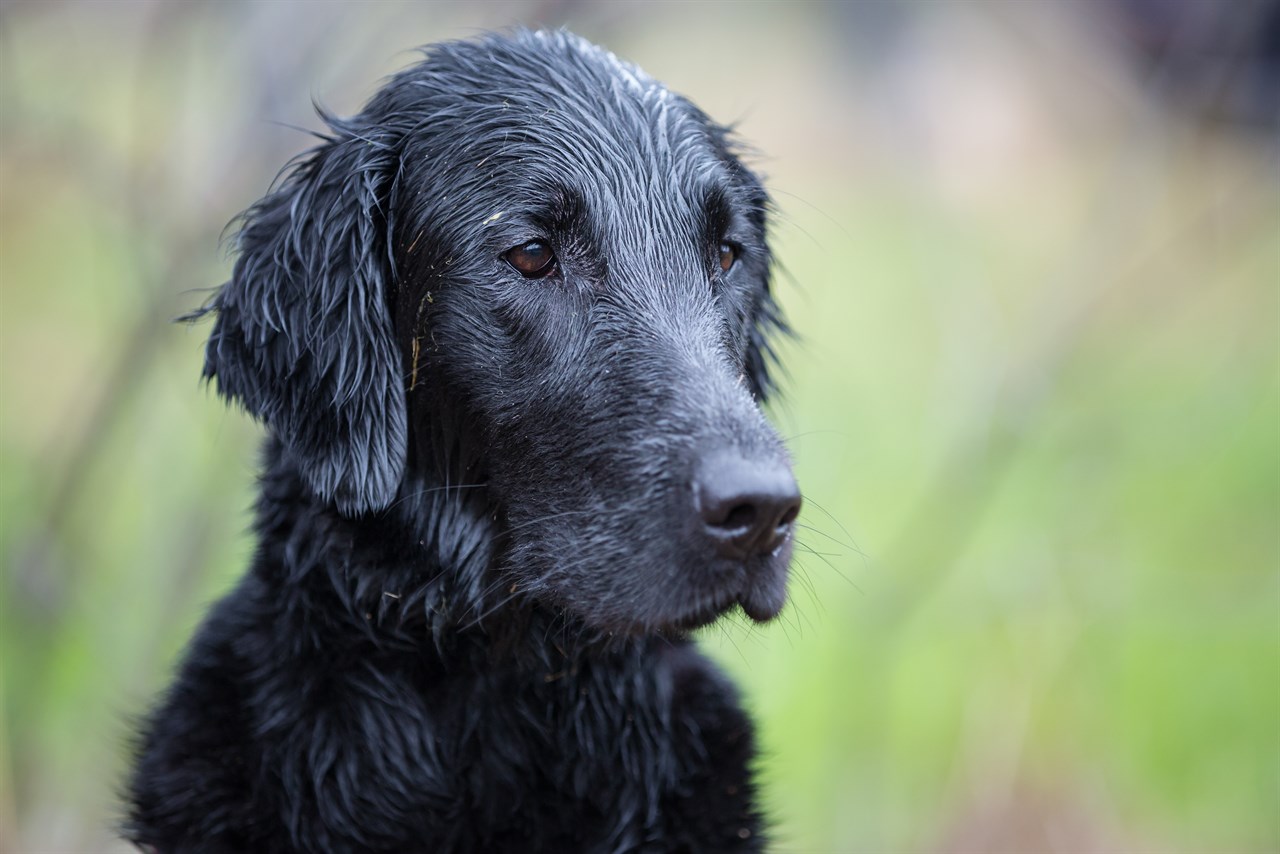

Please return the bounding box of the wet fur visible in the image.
[126,30,792,853]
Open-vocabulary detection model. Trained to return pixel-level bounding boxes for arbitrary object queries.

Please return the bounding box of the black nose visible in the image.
[695,451,801,560]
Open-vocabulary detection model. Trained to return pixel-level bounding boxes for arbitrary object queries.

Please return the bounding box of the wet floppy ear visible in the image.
[705,115,790,402]
[735,164,788,403]
[744,269,787,403]
[196,112,407,515]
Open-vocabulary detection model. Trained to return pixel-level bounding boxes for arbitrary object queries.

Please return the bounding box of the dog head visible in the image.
[201,30,799,635]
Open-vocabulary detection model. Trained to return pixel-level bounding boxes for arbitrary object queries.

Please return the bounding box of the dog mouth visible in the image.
[663,589,782,635]
[501,459,798,637]
[523,540,795,640]
[664,538,795,633]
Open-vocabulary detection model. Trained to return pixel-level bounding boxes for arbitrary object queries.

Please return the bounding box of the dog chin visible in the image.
[659,590,785,635]
[736,543,794,623]
[662,553,794,634]
[537,536,795,638]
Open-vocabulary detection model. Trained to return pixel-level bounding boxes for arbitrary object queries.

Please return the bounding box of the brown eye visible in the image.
[718,242,737,274]
[505,241,557,278]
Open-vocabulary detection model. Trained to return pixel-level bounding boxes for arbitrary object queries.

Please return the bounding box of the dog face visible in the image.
[201,31,799,635]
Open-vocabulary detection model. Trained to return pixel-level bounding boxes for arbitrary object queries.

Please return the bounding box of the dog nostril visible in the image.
[719,503,757,533]
[695,451,801,560]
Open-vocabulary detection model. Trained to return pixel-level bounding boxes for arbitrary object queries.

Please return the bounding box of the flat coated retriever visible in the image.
[127,29,800,853]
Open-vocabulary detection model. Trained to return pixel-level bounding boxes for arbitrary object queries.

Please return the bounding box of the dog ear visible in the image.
[197,111,407,515]
[744,279,786,402]
[735,167,788,403]
[703,118,789,403]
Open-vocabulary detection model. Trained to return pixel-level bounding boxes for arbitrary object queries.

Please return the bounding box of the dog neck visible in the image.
[250,436,652,669]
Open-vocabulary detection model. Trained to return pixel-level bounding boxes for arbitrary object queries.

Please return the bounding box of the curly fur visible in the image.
[126,29,796,853]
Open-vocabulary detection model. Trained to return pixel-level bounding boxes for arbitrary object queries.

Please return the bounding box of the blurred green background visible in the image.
[1,1,1276,851]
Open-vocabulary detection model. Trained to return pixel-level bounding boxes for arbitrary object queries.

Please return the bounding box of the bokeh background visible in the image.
[1,0,1276,851]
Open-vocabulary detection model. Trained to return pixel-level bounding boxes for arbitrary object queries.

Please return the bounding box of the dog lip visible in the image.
[667,595,738,632]
[735,540,793,623]
[662,545,794,631]
[737,589,785,622]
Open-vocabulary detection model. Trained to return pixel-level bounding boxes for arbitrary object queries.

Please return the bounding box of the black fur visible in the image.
[127,30,796,853]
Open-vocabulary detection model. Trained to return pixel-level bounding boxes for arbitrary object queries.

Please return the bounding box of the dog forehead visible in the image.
[393,31,722,184]
[420,29,663,105]
[381,33,735,253]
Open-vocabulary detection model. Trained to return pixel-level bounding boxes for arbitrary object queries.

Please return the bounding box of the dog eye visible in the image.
[717,242,737,274]
[505,242,558,278]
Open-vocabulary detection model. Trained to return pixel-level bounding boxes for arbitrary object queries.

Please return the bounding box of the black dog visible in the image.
[127,29,799,853]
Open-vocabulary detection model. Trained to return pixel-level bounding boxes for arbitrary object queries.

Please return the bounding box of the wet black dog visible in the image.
[127,29,799,853]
